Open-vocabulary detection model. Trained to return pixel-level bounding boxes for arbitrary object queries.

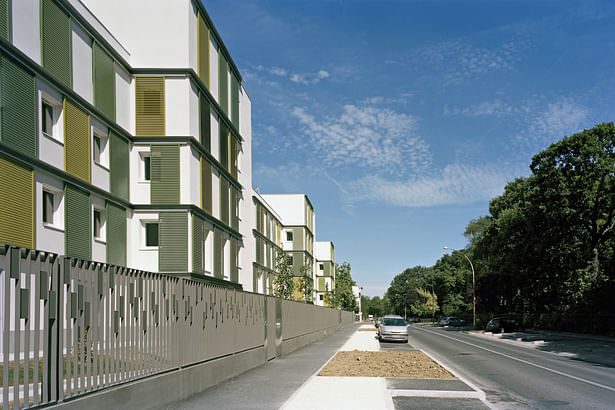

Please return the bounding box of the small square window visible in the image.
[142,154,151,181]
[319,264,324,271]
[319,294,324,301]
[145,222,159,247]
[288,256,293,265]
[43,191,54,224]
[286,231,293,241]
[93,136,101,163]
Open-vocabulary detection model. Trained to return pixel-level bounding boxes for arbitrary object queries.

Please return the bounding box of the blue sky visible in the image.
[205,0,615,297]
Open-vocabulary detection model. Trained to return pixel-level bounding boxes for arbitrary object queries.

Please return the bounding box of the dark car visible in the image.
[486,318,519,333]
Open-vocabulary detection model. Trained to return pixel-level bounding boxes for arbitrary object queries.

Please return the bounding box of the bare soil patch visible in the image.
[318,350,455,379]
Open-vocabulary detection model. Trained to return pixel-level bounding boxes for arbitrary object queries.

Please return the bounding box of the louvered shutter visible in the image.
[231,73,239,128]
[65,184,90,260]
[218,54,228,115]
[220,177,229,225]
[150,145,179,204]
[136,77,165,136]
[0,154,33,248]
[0,0,8,40]
[199,94,210,151]
[219,122,228,169]
[201,157,212,214]
[109,131,129,200]
[1,55,37,157]
[229,135,238,178]
[106,202,126,266]
[41,0,71,87]
[159,212,187,272]
[64,99,90,182]
[192,215,203,274]
[197,14,209,88]
[93,42,115,120]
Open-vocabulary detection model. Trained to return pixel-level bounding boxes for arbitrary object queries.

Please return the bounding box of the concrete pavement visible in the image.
[166,323,492,410]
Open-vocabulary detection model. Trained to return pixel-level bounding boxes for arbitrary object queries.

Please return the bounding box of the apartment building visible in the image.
[260,194,316,299]
[0,0,252,288]
[314,241,335,306]
[251,189,283,295]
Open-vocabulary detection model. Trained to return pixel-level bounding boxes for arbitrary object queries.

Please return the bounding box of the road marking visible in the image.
[414,327,615,393]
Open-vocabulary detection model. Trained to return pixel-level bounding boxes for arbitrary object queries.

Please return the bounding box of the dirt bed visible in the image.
[318,350,455,379]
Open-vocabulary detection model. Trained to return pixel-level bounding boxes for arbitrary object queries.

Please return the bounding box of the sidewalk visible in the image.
[166,323,492,410]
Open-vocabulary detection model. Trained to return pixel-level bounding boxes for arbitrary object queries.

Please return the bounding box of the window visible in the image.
[288,255,293,265]
[93,135,101,163]
[140,152,151,182]
[145,222,159,247]
[42,101,54,137]
[40,96,62,143]
[319,263,324,271]
[319,294,324,301]
[93,208,105,240]
[43,191,54,224]
[286,231,293,241]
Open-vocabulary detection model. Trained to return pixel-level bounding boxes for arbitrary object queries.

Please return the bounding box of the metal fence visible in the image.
[0,244,350,409]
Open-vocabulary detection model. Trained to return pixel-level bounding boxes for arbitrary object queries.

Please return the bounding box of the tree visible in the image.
[411,288,439,319]
[274,251,294,300]
[329,262,356,310]
[385,266,431,316]
[299,263,314,303]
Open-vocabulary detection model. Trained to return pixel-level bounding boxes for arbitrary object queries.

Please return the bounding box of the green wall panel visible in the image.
[220,176,229,225]
[151,145,179,204]
[192,214,203,274]
[64,99,90,182]
[231,73,239,128]
[0,0,9,40]
[213,228,222,278]
[106,202,126,266]
[93,42,115,120]
[219,122,228,170]
[218,54,228,115]
[41,0,71,87]
[109,131,129,200]
[65,184,90,260]
[318,277,326,292]
[1,55,37,157]
[201,158,212,214]
[159,212,187,272]
[0,154,33,248]
[199,94,210,151]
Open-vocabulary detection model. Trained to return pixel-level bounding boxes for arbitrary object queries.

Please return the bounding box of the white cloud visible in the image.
[290,70,331,84]
[269,66,288,76]
[346,163,515,208]
[444,99,519,117]
[291,105,431,176]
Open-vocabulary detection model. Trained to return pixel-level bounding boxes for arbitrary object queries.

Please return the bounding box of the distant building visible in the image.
[314,241,335,306]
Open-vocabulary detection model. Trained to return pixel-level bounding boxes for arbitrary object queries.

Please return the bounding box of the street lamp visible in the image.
[443,246,476,328]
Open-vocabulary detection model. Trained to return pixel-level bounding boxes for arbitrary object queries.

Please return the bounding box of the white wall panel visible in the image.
[130,145,150,204]
[165,77,190,136]
[209,37,218,102]
[115,64,133,133]
[35,172,64,255]
[71,22,94,103]
[12,0,40,64]
[91,195,106,263]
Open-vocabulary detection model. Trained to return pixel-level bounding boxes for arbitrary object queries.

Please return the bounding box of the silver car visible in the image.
[378,315,408,342]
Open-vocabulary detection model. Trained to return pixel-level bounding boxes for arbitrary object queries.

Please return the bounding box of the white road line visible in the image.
[414,327,615,393]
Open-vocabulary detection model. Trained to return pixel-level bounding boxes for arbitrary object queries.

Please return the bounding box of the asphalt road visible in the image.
[408,325,615,409]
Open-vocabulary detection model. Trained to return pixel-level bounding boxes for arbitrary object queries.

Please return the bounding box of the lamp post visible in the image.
[443,246,476,328]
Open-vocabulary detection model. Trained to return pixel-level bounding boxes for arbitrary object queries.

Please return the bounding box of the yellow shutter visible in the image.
[136,76,165,136]
[0,154,33,248]
[64,99,90,182]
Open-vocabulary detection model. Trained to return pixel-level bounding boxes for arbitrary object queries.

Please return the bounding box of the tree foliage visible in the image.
[296,263,314,303]
[411,288,438,318]
[329,262,356,310]
[274,251,294,300]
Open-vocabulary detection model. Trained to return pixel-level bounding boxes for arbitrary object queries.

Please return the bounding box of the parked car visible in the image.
[485,318,519,333]
[378,315,408,342]
[407,317,420,324]
[448,317,465,326]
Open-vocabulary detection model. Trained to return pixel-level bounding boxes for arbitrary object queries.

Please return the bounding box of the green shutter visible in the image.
[192,214,203,274]
[231,73,239,128]
[41,0,71,87]
[218,53,228,115]
[201,158,212,214]
[106,202,126,266]
[93,42,115,120]
[230,186,239,231]
[230,135,238,178]
[197,14,209,89]
[213,228,222,278]
[64,99,90,182]
[150,145,179,204]
[230,238,238,283]
[109,131,129,200]
[199,94,210,151]
[0,154,33,248]
[0,0,9,40]
[219,122,228,169]
[318,277,325,292]
[220,176,229,225]
[1,55,37,157]
[65,184,90,260]
[135,77,165,136]
[159,212,187,272]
